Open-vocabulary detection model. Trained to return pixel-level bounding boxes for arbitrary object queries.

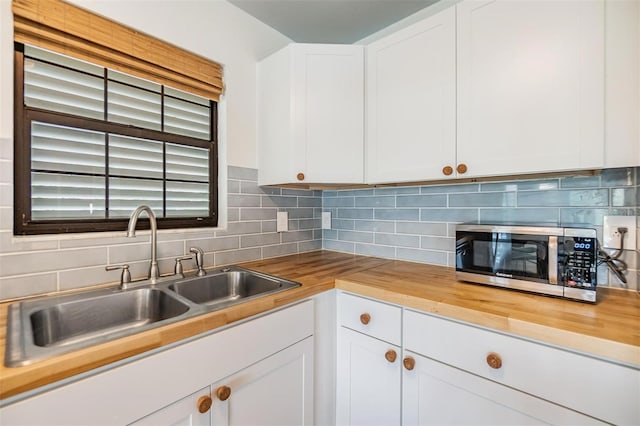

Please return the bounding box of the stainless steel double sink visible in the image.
[5,266,301,367]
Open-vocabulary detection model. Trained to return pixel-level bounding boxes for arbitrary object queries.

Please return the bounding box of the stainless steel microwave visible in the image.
[455,223,598,303]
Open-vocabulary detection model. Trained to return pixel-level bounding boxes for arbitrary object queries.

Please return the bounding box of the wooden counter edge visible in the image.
[0,282,333,401]
[335,279,640,367]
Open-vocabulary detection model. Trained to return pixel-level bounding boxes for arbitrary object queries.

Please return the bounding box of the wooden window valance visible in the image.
[12,0,224,101]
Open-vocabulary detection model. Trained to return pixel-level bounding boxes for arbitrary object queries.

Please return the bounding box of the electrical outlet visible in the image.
[321,212,332,230]
[276,211,288,232]
[603,216,636,250]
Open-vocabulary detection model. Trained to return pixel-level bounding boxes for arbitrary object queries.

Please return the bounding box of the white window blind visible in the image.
[22,45,214,226]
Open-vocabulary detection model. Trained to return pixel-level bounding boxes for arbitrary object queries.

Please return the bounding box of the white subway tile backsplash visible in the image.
[0,273,57,300]
[299,239,322,252]
[262,195,298,208]
[396,194,446,207]
[375,233,419,248]
[282,230,314,243]
[323,167,639,288]
[240,207,277,221]
[0,138,12,161]
[214,247,262,266]
[0,183,12,207]
[518,189,609,207]
[0,159,11,184]
[1,231,59,253]
[262,242,298,258]
[355,243,396,258]
[0,166,636,300]
[0,247,107,277]
[396,248,447,266]
[323,239,355,253]
[185,235,239,253]
[0,207,11,231]
[374,208,419,221]
[395,221,447,236]
[241,233,281,248]
[228,194,261,208]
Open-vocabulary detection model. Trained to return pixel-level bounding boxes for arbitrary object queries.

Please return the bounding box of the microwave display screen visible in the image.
[457,232,550,283]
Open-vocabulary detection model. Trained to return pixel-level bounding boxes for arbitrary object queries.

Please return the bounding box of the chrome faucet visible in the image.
[127,205,160,283]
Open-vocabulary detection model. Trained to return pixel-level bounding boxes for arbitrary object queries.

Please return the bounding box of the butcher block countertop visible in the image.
[0,250,638,400]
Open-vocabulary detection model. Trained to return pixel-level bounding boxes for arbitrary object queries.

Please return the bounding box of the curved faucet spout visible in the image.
[127,205,159,282]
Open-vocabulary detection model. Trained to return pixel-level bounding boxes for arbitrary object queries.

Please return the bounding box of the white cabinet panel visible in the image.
[457,0,605,177]
[211,337,314,426]
[336,327,401,426]
[402,351,603,426]
[338,292,402,345]
[404,309,640,425]
[366,7,456,183]
[258,44,364,185]
[605,0,640,167]
[131,387,211,426]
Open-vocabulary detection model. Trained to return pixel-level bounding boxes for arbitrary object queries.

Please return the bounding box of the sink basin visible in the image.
[169,266,301,308]
[31,288,190,348]
[5,266,301,367]
[5,288,191,367]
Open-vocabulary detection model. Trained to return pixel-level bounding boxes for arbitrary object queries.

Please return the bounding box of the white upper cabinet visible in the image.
[456,0,605,177]
[257,44,364,186]
[366,7,456,184]
[604,0,640,167]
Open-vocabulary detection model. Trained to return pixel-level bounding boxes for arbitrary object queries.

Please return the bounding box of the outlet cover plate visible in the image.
[603,216,636,250]
[321,212,331,229]
[276,211,288,232]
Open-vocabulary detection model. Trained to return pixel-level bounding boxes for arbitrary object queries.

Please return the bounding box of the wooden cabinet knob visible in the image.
[403,356,415,371]
[359,313,371,325]
[385,349,397,363]
[486,352,502,369]
[456,163,468,174]
[296,172,305,181]
[216,385,231,401]
[197,395,212,413]
[442,166,453,176]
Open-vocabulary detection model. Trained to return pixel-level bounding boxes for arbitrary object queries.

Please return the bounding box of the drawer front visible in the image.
[338,292,401,345]
[404,309,639,425]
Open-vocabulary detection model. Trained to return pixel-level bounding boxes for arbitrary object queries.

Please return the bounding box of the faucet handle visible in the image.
[189,247,207,276]
[174,256,193,278]
[106,264,131,287]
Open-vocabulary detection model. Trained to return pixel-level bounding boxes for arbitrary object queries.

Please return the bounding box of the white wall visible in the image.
[0,0,291,168]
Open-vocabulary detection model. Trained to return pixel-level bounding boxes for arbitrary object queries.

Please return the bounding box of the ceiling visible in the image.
[228,0,440,43]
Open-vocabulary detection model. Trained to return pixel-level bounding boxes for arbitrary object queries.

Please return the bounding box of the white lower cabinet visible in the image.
[336,327,401,426]
[0,301,314,426]
[131,386,212,426]
[402,351,601,426]
[133,337,313,426]
[210,337,313,426]
[336,292,638,426]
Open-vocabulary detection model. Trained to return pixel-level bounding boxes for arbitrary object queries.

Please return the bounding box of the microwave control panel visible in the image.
[560,236,597,288]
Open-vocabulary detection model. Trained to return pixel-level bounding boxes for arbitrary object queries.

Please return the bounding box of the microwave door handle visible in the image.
[548,236,558,284]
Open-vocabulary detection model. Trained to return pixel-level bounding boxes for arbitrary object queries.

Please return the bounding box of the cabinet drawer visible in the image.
[338,292,401,345]
[404,309,639,425]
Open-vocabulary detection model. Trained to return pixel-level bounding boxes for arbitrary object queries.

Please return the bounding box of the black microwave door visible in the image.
[456,231,551,283]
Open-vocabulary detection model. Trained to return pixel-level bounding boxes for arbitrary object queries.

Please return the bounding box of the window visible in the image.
[14,44,218,235]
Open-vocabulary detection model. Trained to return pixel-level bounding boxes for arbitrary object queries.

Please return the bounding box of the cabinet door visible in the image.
[336,327,401,426]
[210,337,313,426]
[457,0,605,177]
[402,351,603,426]
[130,386,211,426]
[257,44,364,186]
[293,44,364,184]
[366,7,456,184]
